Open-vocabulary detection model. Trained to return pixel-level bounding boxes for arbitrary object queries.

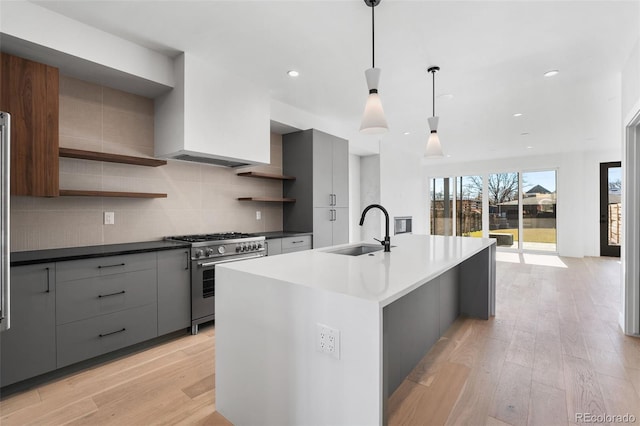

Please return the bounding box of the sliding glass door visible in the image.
[430,169,558,252]
[456,176,483,237]
[522,170,557,252]
[488,172,519,249]
[430,178,453,236]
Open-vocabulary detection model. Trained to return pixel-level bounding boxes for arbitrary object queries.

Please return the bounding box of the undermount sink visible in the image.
[326,244,386,256]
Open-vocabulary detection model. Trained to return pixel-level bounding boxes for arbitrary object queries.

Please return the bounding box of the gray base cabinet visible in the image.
[266,239,282,256]
[157,249,191,335]
[1,248,192,387]
[57,303,158,368]
[0,263,56,387]
[55,252,159,369]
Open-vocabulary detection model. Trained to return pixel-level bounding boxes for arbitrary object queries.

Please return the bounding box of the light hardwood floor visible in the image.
[1,255,639,425]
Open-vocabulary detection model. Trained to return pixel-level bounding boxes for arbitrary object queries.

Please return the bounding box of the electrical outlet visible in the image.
[256,210,261,220]
[316,323,340,359]
[103,211,115,225]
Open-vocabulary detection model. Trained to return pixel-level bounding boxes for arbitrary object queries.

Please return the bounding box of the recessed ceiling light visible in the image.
[446,154,452,158]
[513,113,523,117]
[526,146,533,149]
[403,131,411,135]
[287,70,300,77]
[543,70,559,78]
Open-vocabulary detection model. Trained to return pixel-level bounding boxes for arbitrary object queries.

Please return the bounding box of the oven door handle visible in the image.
[198,254,263,268]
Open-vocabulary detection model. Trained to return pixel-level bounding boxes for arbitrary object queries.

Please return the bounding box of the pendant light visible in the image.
[360,0,388,134]
[425,66,444,158]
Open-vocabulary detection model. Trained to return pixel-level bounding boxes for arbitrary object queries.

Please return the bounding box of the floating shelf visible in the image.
[236,171,296,181]
[237,197,296,203]
[59,148,167,167]
[59,190,167,199]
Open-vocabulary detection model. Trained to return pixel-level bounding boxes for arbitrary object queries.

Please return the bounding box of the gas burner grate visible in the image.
[165,232,252,243]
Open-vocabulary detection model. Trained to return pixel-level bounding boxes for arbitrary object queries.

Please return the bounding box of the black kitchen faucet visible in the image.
[359,204,391,252]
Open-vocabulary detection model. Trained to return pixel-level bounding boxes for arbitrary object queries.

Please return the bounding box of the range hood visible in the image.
[154,53,270,167]
[172,153,250,168]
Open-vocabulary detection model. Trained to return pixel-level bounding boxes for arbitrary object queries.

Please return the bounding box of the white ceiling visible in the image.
[30,0,640,161]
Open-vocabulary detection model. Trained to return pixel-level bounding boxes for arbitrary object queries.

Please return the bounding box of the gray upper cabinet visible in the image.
[283,129,349,248]
[311,130,349,208]
[0,263,56,387]
[157,249,191,335]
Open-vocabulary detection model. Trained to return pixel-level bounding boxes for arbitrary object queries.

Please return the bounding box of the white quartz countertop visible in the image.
[218,234,495,307]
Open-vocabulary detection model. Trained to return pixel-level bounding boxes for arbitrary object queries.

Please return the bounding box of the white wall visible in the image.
[379,141,429,237]
[622,38,640,123]
[425,149,620,258]
[359,155,381,242]
[349,154,361,243]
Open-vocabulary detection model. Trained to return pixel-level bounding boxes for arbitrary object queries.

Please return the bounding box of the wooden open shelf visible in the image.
[236,171,296,181]
[237,197,296,203]
[59,190,167,199]
[59,148,167,167]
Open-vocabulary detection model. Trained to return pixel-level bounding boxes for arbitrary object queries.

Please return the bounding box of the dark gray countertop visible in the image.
[10,240,191,266]
[253,231,313,240]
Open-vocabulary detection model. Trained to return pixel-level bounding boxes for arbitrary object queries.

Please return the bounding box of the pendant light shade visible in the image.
[425,66,444,158]
[360,0,388,134]
[360,68,388,134]
[425,116,443,157]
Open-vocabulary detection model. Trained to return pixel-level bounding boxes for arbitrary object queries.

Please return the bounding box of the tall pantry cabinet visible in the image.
[283,129,349,248]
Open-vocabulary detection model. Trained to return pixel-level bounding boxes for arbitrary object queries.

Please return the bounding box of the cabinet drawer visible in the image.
[56,303,158,368]
[56,268,157,325]
[56,252,156,282]
[281,236,312,250]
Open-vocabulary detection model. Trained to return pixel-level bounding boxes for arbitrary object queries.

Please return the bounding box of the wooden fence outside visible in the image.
[609,203,621,245]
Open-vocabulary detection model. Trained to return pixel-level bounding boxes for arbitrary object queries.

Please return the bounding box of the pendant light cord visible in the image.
[371,3,375,68]
[432,70,435,116]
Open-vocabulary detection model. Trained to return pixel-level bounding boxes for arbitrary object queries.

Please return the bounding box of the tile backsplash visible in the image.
[10,75,284,251]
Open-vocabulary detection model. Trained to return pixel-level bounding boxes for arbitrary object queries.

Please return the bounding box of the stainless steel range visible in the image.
[165,232,266,334]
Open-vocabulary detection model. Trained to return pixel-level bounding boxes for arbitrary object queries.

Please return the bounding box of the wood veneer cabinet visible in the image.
[0,52,60,196]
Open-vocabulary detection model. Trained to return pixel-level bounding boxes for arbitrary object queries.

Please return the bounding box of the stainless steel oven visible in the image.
[166,233,265,334]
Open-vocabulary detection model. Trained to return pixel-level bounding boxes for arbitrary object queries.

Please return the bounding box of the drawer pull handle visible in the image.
[45,267,51,293]
[99,328,126,338]
[98,290,126,298]
[98,263,125,269]
[291,240,305,244]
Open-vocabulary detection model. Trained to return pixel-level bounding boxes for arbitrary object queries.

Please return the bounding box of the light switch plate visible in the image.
[256,211,261,220]
[104,211,115,225]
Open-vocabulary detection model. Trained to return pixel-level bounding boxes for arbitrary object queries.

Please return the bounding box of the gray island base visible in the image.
[216,234,496,425]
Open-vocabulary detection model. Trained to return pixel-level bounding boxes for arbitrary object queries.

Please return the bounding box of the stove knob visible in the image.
[205,248,214,256]
[195,249,204,258]
[258,242,263,249]
[236,245,241,253]
[250,243,255,250]
[218,246,226,254]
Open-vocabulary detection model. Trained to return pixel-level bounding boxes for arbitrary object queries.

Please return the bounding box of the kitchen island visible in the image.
[215,234,496,425]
